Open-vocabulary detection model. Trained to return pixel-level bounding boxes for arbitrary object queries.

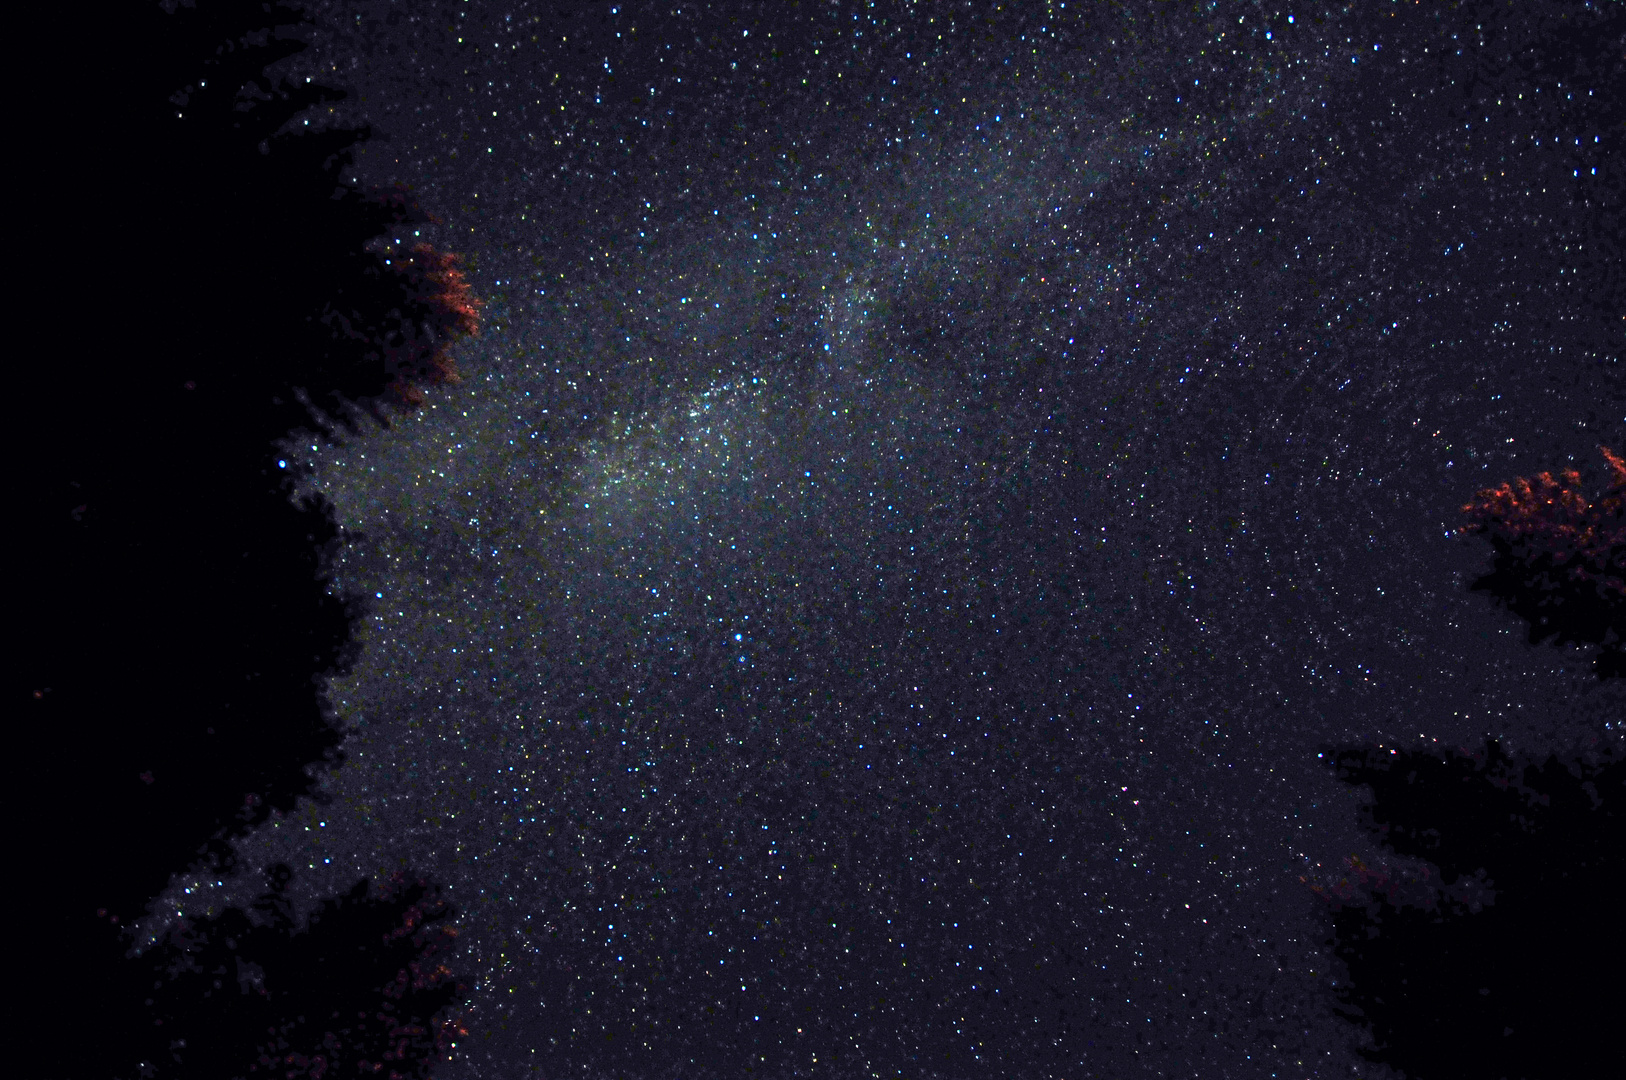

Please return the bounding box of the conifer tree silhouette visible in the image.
[1456,446,1626,679]
[19,3,480,1076]
[130,866,464,1080]
[1311,739,1624,1078]
[1312,447,1626,1078]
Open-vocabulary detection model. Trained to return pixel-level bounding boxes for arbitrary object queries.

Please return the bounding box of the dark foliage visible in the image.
[1456,446,1626,680]
[1311,441,1626,1077]
[17,3,477,1076]
[130,866,464,1080]
[1311,739,1625,1079]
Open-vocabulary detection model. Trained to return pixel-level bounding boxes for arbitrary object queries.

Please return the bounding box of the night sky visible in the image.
[136,2,1622,1077]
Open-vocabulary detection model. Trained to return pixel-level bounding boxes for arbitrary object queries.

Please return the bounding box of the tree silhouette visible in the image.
[128,866,465,1080]
[18,3,479,1076]
[1310,739,1625,1079]
[1311,446,1626,1077]
[326,218,485,416]
[1455,445,1626,680]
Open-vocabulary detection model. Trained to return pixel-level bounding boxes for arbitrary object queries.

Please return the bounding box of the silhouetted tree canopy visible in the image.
[1312,447,1625,1077]
[1456,445,1626,679]
[1311,738,1624,1079]
[131,865,464,1079]
[19,3,478,1076]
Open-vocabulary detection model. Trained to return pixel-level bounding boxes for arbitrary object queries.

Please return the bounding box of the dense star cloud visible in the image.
[130,2,1621,1078]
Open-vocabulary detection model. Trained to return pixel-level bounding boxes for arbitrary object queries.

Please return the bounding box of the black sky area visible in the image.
[19,2,1624,1079]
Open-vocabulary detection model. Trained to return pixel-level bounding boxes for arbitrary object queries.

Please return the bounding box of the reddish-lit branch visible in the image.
[378,242,485,409]
[1456,444,1626,601]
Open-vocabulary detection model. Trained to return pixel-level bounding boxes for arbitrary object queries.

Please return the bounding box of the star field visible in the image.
[142,3,1622,1077]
